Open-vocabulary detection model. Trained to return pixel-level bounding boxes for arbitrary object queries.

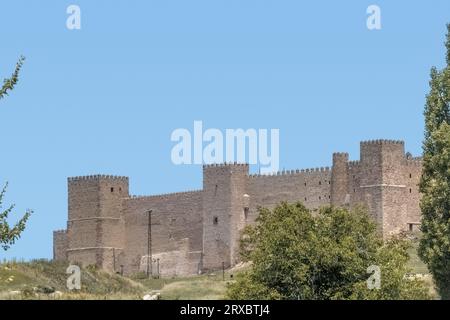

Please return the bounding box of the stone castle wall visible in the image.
[405,158,423,228]
[139,238,202,277]
[53,139,423,276]
[64,175,128,271]
[350,141,422,236]
[53,230,68,261]
[247,167,331,223]
[122,190,203,275]
[202,164,250,270]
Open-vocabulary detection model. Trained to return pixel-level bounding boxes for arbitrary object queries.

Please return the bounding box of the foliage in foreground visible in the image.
[419,23,450,300]
[227,203,431,300]
[0,56,25,100]
[0,56,32,251]
[0,183,32,251]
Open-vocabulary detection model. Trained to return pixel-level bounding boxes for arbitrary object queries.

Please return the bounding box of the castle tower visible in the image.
[66,175,129,272]
[331,152,349,206]
[359,140,408,237]
[202,163,249,271]
[53,230,68,261]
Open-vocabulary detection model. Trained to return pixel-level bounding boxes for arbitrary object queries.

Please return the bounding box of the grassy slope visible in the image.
[135,274,230,300]
[0,259,231,300]
[406,238,438,299]
[0,240,435,300]
[0,259,145,299]
[407,239,429,275]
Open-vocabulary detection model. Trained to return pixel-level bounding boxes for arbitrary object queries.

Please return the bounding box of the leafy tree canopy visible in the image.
[227,203,430,300]
[419,24,450,299]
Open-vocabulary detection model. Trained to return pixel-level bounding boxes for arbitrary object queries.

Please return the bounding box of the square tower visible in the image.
[359,140,408,237]
[202,163,249,270]
[67,175,129,272]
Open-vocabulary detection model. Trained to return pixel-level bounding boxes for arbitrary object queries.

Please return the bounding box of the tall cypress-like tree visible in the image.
[418,24,450,299]
[0,56,32,251]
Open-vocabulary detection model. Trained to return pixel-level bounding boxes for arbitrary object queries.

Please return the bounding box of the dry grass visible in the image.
[0,238,437,300]
[0,259,146,300]
[159,279,228,300]
[0,259,231,300]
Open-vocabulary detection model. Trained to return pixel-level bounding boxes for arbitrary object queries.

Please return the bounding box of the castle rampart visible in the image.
[53,140,423,276]
[122,190,203,275]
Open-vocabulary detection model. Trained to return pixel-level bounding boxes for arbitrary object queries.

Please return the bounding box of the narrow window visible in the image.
[409,224,413,232]
[353,188,356,193]
[319,196,321,200]
[213,216,219,225]
[409,173,412,179]
[110,187,114,193]
[409,188,412,193]
[319,181,322,185]
[244,207,249,220]
[304,182,307,186]
[304,197,307,202]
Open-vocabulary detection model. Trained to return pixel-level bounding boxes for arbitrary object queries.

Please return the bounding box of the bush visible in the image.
[227,203,431,300]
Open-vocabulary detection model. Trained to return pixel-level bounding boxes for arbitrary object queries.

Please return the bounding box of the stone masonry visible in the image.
[53,139,423,276]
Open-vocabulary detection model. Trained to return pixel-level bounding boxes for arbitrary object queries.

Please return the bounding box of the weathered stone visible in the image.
[53,140,423,276]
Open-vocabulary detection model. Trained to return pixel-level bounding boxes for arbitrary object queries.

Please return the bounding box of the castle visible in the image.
[53,139,423,277]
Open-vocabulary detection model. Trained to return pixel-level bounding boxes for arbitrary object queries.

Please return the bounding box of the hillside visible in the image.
[0,259,146,299]
[0,259,230,300]
[0,242,435,300]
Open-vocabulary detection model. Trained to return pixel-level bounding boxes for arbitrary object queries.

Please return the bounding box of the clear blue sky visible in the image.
[0,0,449,260]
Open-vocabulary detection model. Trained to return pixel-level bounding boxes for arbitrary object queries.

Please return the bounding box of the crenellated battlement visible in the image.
[55,138,424,276]
[203,162,249,169]
[128,190,202,201]
[249,166,330,178]
[406,157,423,166]
[333,152,349,159]
[348,160,361,167]
[68,174,129,183]
[360,139,405,146]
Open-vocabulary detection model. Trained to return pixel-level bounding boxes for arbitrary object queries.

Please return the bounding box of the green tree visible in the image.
[227,203,430,300]
[418,24,450,299]
[1,56,32,251]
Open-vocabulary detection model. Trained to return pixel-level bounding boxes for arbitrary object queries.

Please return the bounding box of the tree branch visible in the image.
[0,56,26,100]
